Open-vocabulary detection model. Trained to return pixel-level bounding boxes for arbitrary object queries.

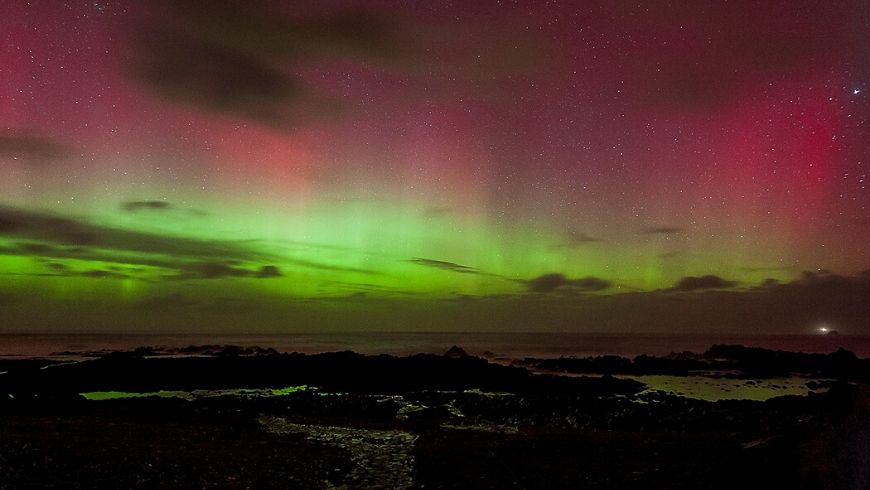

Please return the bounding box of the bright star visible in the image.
[854,88,862,95]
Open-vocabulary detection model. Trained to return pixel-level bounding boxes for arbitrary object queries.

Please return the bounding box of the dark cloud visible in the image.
[562,269,870,334]
[525,273,611,293]
[255,265,283,278]
[316,281,407,297]
[121,201,172,212]
[5,261,131,280]
[568,232,602,244]
[335,291,369,302]
[0,206,268,261]
[641,226,683,235]
[0,206,372,280]
[445,270,870,334]
[45,262,69,272]
[672,275,736,291]
[127,0,405,128]
[80,270,129,279]
[16,243,68,255]
[0,130,67,162]
[409,257,479,274]
[0,241,176,270]
[527,274,571,293]
[121,200,208,217]
[284,257,379,275]
[556,231,604,248]
[173,262,283,280]
[3,243,370,283]
[130,29,320,128]
[790,270,860,288]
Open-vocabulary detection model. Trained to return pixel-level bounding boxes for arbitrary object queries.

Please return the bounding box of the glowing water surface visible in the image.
[81,385,308,401]
[623,375,828,402]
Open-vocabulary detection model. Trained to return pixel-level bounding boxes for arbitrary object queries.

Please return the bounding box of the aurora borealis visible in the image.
[1,0,869,333]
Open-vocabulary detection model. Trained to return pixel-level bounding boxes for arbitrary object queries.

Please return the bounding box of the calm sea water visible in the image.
[1,332,868,359]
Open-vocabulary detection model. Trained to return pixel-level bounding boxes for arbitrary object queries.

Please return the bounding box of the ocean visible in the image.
[1,332,868,359]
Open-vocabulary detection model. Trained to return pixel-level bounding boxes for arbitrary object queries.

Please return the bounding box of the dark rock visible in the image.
[444,345,469,358]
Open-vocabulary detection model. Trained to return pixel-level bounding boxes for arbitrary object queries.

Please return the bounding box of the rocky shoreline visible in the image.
[1,345,868,488]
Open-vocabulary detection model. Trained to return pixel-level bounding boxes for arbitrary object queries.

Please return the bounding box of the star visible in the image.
[853,88,862,95]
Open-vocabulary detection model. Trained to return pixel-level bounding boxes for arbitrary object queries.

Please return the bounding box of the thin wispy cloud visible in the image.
[408,257,479,274]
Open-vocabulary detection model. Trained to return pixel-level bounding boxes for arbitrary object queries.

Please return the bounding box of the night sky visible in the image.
[1,0,869,333]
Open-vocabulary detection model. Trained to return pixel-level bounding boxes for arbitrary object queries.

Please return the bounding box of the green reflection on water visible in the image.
[81,385,309,401]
